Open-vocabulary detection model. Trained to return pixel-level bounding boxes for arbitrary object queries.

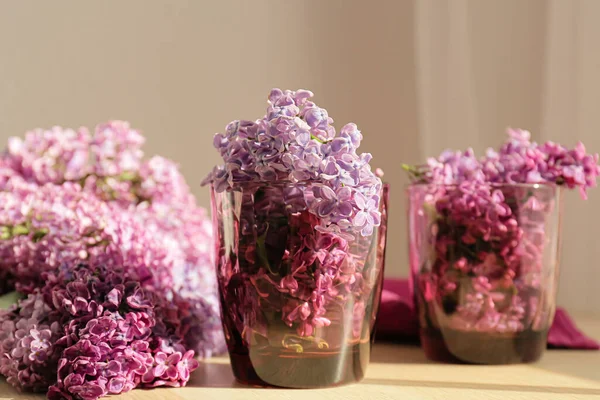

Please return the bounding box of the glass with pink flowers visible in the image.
[204,88,389,386]
[405,128,600,364]
[211,181,388,387]
[408,182,562,364]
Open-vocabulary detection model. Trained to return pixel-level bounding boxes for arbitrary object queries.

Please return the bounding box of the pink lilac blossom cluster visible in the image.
[221,201,379,343]
[412,128,600,198]
[0,122,224,399]
[407,129,600,334]
[204,88,383,239]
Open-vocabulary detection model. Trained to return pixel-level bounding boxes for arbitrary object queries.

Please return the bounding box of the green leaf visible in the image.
[0,291,21,309]
[256,223,275,275]
[12,224,29,236]
[118,171,138,181]
[0,226,11,240]
[32,228,49,243]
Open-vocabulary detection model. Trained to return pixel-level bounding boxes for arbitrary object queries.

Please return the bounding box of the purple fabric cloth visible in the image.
[376,279,599,350]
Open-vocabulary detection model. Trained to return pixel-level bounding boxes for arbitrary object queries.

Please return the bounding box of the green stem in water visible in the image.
[256,223,275,275]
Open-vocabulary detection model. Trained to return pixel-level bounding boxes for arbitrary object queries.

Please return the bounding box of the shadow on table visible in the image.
[187,362,246,388]
[361,377,600,395]
[187,362,289,390]
[535,349,600,383]
[0,379,45,399]
[369,343,431,364]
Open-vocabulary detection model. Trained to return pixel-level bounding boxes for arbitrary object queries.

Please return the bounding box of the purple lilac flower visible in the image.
[91,121,144,176]
[0,292,63,393]
[38,263,202,399]
[353,192,382,236]
[310,185,353,219]
[410,128,600,197]
[6,126,92,184]
[203,89,383,239]
[0,122,221,398]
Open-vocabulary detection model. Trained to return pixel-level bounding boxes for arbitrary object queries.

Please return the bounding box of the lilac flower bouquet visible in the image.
[204,89,388,388]
[406,129,600,364]
[0,122,225,399]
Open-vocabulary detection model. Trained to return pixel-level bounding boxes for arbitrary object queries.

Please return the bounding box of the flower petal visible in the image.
[353,211,367,227]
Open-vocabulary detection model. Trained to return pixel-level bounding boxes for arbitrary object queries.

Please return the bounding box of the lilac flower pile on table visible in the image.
[205,89,387,387]
[0,122,224,399]
[406,129,600,363]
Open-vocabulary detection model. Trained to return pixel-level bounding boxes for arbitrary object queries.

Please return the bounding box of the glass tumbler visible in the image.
[408,183,562,364]
[211,181,388,387]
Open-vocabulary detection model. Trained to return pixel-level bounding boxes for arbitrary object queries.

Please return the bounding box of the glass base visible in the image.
[420,327,547,364]
[229,342,370,388]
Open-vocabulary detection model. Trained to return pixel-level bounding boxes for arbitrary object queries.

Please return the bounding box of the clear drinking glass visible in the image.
[408,183,562,364]
[211,181,388,388]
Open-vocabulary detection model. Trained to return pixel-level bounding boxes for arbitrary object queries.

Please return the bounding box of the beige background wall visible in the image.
[0,1,598,314]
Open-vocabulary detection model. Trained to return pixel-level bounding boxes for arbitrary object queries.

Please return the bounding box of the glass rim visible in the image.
[405,181,559,189]
[209,180,390,188]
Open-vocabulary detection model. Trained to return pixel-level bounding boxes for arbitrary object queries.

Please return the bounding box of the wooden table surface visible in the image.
[2,316,599,400]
